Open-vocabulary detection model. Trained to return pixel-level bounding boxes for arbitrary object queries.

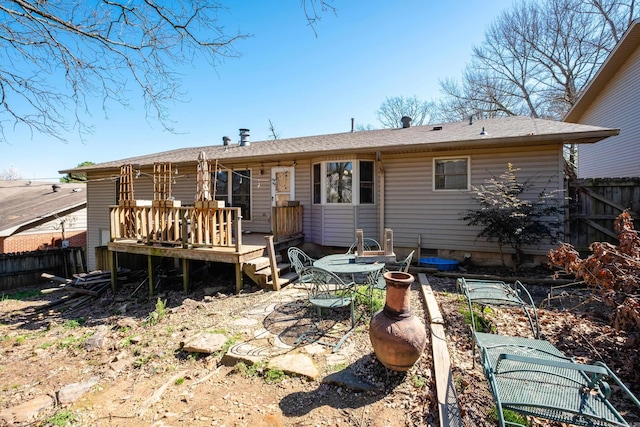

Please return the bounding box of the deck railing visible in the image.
[271,205,303,242]
[109,204,242,251]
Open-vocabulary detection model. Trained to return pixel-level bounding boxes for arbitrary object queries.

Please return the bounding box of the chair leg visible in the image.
[350,299,355,327]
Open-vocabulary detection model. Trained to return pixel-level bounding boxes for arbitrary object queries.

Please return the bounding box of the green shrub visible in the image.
[45,409,77,426]
[145,298,167,325]
[459,306,495,333]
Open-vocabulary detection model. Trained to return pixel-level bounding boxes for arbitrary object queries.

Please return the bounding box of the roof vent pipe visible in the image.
[401,116,412,128]
[222,136,231,146]
[239,128,250,146]
[52,184,61,192]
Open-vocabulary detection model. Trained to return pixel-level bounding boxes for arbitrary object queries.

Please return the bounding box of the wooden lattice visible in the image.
[118,164,135,205]
[153,162,173,201]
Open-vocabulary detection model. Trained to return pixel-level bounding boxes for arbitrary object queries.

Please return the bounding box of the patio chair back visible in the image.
[298,266,355,325]
[396,250,414,272]
[346,238,381,254]
[288,247,315,275]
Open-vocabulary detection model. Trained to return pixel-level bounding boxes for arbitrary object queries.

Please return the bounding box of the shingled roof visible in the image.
[0,180,86,238]
[60,116,619,174]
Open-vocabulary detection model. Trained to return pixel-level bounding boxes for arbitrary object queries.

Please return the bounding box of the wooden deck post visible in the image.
[110,250,117,292]
[356,229,364,255]
[148,255,154,296]
[265,235,280,291]
[384,228,394,255]
[235,262,243,294]
[182,258,189,293]
[235,214,242,251]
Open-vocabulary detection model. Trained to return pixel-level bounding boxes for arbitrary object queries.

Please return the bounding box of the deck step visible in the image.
[267,271,298,288]
[254,263,290,278]
[244,255,280,275]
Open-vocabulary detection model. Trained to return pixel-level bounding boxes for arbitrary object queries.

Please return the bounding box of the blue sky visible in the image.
[2,1,514,181]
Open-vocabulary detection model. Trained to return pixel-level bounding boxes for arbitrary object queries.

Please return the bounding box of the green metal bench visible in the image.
[457,278,640,427]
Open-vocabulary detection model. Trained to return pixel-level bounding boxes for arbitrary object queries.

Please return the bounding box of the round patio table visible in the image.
[313,254,385,283]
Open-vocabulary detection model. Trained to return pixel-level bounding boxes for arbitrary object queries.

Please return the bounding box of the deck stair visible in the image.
[243,255,297,289]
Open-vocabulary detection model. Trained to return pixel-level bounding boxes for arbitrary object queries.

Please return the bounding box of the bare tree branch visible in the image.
[435,0,638,121]
[376,96,435,128]
[0,0,248,143]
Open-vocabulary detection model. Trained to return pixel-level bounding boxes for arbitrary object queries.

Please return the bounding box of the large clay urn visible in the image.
[369,271,427,371]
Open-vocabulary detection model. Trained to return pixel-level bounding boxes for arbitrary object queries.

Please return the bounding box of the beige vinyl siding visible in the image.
[309,205,323,244]
[306,204,378,248]
[86,174,118,271]
[321,205,357,246]
[577,45,640,178]
[382,146,564,256]
[294,160,312,239]
[354,205,378,240]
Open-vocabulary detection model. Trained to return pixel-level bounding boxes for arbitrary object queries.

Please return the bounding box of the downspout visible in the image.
[377,151,385,242]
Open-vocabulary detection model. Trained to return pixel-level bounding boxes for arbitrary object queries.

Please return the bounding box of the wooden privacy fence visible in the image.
[0,248,86,291]
[110,205,242,250]
[567,178,640,252]
[271,205,303,242]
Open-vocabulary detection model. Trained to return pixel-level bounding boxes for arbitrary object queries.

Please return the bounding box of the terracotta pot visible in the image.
[369,271,427,371]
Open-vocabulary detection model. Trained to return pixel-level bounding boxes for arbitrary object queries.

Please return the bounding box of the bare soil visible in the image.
[0,266,638,427]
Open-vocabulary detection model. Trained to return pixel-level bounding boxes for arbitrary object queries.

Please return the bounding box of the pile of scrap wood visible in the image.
[38,269,144,313]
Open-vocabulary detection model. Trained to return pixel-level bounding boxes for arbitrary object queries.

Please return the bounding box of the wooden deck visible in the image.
[108,204,304,295]
[108,232,303,295]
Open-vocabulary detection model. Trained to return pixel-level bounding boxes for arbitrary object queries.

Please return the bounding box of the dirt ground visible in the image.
[0,266,638,427]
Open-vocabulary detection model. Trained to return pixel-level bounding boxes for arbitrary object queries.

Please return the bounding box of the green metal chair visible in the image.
[287,247,316,276]
[298,266,356,351]
[458,277,640,427]
[346,238,381,254]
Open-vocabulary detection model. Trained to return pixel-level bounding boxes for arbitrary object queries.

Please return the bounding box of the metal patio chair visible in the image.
[287,247,316,276]
[346,238,381,254]
[458,277,640,427]
[391,250,414,273]
[298,266,356,351]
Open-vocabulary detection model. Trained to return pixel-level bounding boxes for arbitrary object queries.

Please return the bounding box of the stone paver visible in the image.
[268,353,320,380]
[181,332,227,354]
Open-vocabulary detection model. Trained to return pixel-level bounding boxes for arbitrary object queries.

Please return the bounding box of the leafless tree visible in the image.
[376,96,435,128]
[0,166,23,180]
[0,1,334,143]
[436,0,638,121]
[267,119,280,140]
[354,123,377,131]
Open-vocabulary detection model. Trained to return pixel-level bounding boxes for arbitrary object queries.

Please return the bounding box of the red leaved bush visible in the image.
[548,211,640,333]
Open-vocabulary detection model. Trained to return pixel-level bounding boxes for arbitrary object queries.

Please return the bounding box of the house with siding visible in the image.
[564,18,640,179]
[61,116,617,288]
[0,180,87,253]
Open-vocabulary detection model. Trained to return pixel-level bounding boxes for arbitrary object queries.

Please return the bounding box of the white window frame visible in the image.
[214,168,253,221]
[312,160,375,205]
[432,156,470,191]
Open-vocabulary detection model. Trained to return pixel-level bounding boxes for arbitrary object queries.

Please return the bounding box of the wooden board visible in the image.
[418,273,462,427]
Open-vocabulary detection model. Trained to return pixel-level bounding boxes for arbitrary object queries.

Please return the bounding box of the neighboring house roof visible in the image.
[0,180,87,238]
[60,116,618,175]
[565,18,640,123]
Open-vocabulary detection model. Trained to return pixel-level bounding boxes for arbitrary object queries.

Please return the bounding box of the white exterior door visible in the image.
[271,167,295,206]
